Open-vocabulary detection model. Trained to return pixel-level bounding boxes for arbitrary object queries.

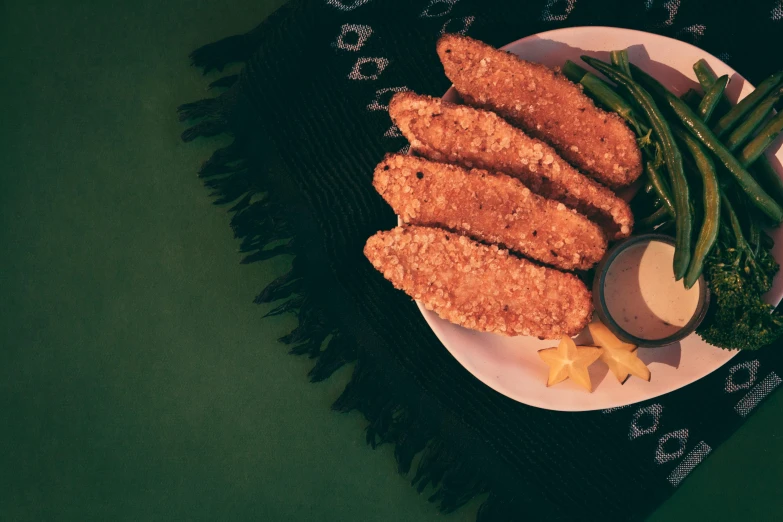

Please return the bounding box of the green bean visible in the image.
[579,73,647,135]
[582,56,691,278]
[697,75,729,123]
[562,60,588,83]
[739,109,783,166]
[712,71,783,137]
[693,59,733,119]
[725,86,783,152]
[646,162,677,217]
[638,205,669,229]
[610,49,632,77]
[721,191,745,247]
[695,61,783,207]
[749,153,783,206]
[726,189,762,255]
[631,63,783,223]
[567,64,650,135]
[681,89,703,110]
[693,60,716,90]
[674,127,721,289]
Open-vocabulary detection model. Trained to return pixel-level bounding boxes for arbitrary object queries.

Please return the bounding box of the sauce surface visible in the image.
[604,240,700,340]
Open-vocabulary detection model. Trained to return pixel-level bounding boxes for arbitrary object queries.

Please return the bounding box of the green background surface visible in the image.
[1,1,782,520]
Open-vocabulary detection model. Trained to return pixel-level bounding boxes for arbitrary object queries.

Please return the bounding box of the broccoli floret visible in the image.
[755,246,780,287]
[698,298,783,351]
[704,243,776,308]
[697,196,783,351]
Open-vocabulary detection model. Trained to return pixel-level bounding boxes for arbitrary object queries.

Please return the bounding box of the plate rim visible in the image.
[413,25,782,412]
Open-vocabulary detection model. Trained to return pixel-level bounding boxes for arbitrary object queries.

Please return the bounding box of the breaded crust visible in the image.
[374,154,607,270]
[389,92,633,239]
[436,34,642,189]
[364,226,593,338]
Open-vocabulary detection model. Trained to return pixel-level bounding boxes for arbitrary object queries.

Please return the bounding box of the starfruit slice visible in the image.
[538,336,603,392]
[588,321,651,384]
[588,321,636,352]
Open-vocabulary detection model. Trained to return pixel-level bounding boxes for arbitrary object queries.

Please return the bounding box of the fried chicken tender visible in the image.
[436,34,642,188]
[389,92,633,239]
[374,154,607,270]
[364,226,593,338]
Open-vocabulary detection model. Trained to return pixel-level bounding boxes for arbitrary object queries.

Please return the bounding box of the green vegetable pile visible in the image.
[564,52,783,350]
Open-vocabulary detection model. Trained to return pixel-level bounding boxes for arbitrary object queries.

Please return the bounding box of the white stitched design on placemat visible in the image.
[348,57,389,80]
[541,0,576,22]
[629,404,663,440]
[667,442,712,487]
[333,24,373,51]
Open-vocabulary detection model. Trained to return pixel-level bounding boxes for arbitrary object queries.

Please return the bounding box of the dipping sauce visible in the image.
[603,240,701,340]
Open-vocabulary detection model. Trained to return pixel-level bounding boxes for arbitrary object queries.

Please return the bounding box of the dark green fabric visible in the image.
[2,0,783,521]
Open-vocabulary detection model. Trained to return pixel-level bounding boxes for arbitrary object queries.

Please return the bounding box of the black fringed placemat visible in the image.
[179,1,783,519]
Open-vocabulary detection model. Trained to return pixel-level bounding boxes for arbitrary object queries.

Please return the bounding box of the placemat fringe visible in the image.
[179,98,495,513]
[209,75,240,90]
[333,357,489,513]
[188,0,305,74]
[189,35,253,74]
[177,97,223,121]
[180,119,228,143]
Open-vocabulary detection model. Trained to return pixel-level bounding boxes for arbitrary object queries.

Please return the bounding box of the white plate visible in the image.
[416,26,783,412]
